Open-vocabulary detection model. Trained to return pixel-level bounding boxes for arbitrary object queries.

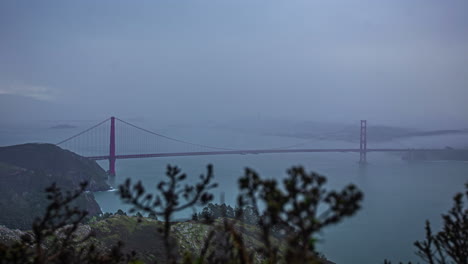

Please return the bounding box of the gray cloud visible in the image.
[1,0,467,128]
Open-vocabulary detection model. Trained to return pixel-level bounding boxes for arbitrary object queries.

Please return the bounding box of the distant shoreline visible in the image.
[274,128,468,143]
[50,124,77,129]
[402,148,468,161]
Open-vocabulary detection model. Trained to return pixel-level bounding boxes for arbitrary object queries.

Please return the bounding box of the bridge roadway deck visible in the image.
[86,148,441,161]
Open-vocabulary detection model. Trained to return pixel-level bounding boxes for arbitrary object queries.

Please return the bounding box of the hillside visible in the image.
[278,125,468,143]
[402,148,468,161]
[0,143,110,229]
[89,215,271,263]
[0,215,335,264]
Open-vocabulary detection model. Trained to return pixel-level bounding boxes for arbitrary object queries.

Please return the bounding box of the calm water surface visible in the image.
[1,123,467,264]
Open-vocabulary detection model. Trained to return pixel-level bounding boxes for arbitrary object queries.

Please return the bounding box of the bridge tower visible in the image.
[359,120,367,164]
[109,116,116,176]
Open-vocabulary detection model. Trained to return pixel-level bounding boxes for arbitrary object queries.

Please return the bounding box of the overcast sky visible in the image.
[1,0,467,127]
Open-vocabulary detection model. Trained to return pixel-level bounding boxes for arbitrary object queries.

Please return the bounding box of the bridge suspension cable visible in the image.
[56,117,443,176]
[56,117,370,156]
[115,117,236,151]
[56,118,110,145]
[269,126,358,150]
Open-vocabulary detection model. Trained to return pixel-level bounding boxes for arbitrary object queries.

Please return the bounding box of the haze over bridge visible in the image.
[57,117,439,176]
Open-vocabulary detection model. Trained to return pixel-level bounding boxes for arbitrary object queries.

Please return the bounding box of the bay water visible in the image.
[1,122,467,263]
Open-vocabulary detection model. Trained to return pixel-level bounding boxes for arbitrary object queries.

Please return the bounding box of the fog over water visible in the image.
[1,1,468,263]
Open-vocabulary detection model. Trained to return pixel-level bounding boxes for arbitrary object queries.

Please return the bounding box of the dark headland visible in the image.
[0,143,110,229]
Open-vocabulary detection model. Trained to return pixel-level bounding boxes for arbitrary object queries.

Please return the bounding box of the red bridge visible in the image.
[56,117,438,176]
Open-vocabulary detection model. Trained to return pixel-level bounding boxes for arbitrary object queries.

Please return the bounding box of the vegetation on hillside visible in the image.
[0,144,109,229]
[0,163,465,264]
[0,144,109,191]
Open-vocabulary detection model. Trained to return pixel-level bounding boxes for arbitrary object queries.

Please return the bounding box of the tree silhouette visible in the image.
[236,166,363,263]
[385,183,467,264]
[118,164,217,263]
[0,182,134,264]
[1,164,464,264]
[413,184,467,264]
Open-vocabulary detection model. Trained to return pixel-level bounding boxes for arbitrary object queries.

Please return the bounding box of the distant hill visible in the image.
[0,143,110,229]
[402,148,468,161]
[50,124,77,129]
[0,94,97,125]
[0,94,63,124]
[271,123,468,143]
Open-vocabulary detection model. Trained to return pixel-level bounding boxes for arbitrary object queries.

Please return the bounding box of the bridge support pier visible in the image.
[108,116,116,176]
[109,158,116,176]
[359,120,367,165]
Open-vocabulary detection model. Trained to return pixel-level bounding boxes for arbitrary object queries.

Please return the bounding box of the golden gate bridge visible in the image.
[56,117,440,176]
